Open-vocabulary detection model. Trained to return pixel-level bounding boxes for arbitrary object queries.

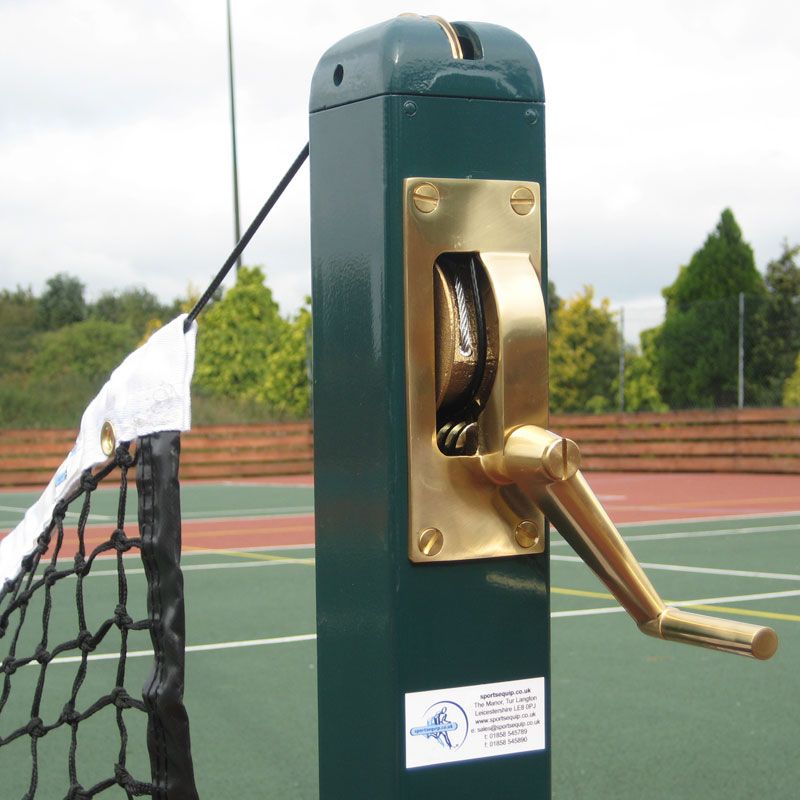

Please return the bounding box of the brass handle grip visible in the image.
[499,425,778,660]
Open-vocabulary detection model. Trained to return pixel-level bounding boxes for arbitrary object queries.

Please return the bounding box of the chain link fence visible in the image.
[602,293,800,413]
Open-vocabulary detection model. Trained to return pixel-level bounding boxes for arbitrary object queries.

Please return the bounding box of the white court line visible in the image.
[41,586,800,665]
[97,559,315,576]
[40,557,316,577]
[553,588,800,618]
[550,554,800,581]
[77,553,799,581]
[48,543,316,568]
[0,505,116,523]
[551,522,798,547]
[1,505,313,522]
[39,634,318,666]
[72,553,799,581]
[618,509,800,528]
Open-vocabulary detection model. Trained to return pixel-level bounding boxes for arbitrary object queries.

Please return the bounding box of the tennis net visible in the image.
[0,317,198,799]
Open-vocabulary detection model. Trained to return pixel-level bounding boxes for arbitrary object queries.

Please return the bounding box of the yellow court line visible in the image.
[82,524,313,547]
[681,603,800,622]
[182,544,315,565]
[551,587,800,623]
[551,587,614,600]
[181,526,312,540]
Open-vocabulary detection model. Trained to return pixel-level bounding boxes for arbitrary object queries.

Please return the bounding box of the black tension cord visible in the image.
[184,142,310,332]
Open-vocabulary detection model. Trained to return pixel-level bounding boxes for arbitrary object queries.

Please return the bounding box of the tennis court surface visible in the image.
[1,471,797,798]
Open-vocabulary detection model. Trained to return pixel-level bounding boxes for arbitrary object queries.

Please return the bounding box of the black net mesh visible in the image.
[0,433,197,800]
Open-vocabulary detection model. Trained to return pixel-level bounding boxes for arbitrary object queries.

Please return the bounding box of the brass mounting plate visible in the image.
[404,177,547,562]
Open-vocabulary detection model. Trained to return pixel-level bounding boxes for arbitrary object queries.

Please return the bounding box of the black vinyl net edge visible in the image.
[0,432,197,800]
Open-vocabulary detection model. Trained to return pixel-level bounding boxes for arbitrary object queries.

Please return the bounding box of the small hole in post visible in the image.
[333,64,344,86]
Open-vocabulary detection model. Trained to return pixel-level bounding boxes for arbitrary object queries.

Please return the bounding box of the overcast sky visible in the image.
[1,0,798,342]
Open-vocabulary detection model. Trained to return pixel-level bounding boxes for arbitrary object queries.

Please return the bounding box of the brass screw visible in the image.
[412,182,440,214]
[100,421,116,457]
[418,527,444,557]
[510,186,536,216]
[515,519,540,549]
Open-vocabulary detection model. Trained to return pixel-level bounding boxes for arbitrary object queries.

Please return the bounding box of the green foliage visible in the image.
[546,280,562,329]
[0,286,38,378]
[653,209,765,408]
[190,393,285,425]
[31,319,136,381]
[90,286,168,338]
[193,266,291,408]
[0,320,136,427]
[783,352,800,407]
[549,286,619,413]
[751,242,800,405]
[663,209,764,309]
[255,301,312,418]
[37,272,87,330]
[0,265,313,428]
[621,331,667,412]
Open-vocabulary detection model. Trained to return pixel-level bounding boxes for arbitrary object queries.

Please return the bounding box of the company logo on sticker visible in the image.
[409,702,468,751]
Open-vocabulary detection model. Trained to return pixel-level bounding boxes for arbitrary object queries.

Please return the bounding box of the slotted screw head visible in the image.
[418,527,444,557]
[412,182,440,213]
[515,519,540,549]
[542,437,581,481]
[510,186,536,215]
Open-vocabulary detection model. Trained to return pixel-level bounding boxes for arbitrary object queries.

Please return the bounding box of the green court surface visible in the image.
[0,482,315,531]
[1,484,798,798]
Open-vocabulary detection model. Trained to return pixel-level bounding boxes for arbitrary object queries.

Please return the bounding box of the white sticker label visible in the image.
[405,676,546,769]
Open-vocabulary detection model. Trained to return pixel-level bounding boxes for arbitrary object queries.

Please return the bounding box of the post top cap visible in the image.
[310,16,544,112]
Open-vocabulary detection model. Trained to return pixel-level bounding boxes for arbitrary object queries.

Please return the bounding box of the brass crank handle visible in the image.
[494,425,778,660]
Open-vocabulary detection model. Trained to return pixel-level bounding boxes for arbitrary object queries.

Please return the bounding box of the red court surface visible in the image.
[174,472,799,552]
[181,514,314,552]
[28,472,800,558]
[588,471,800,524]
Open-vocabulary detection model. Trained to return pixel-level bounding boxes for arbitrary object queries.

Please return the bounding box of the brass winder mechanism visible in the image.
[405,176,777,660]
[434,253,497,456]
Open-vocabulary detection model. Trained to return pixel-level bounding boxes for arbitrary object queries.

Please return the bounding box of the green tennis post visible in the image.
[310,16,550,798]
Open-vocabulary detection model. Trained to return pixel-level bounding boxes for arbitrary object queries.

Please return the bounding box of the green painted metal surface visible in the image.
[309,17,544,112]
[310,17,550,799]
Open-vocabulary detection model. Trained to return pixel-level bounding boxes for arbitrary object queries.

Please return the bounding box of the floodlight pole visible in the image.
[619,306,625,412]
[226,0,242,272]
[738,292,745,408]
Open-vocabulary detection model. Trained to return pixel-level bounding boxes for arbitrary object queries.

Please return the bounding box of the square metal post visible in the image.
[310,17,550,798]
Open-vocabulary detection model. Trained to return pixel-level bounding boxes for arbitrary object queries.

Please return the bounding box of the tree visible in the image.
[549,286,619,413]
[193,266,289,402]
[621,330,667,412]
[546,279,562,329]
[257,300,312,418]
[653,209,765,408]
[751,241,800,405]
[663,209,764,309]
[0,286,38,377]
[784,352,800,407]
[90,286,168,338]
[31,319,136,382]
[1,319,140,427]
[37,272,87,329]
